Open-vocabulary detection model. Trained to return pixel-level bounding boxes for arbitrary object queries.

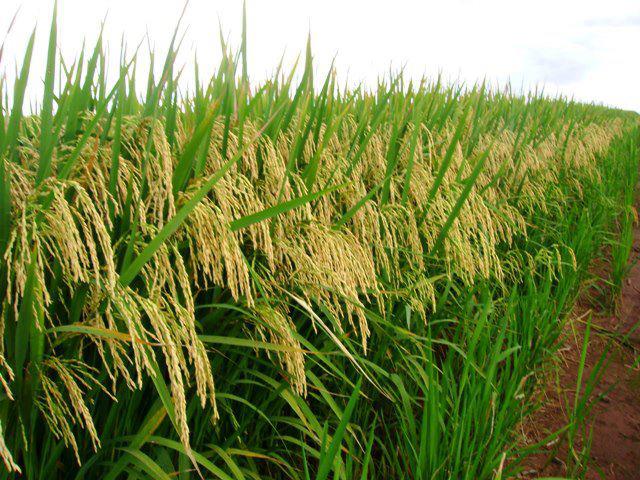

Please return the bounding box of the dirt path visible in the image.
[520,225,640,479]
[587,233,640,479]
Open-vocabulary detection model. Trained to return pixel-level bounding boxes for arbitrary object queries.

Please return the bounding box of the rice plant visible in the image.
[0,6,638,479]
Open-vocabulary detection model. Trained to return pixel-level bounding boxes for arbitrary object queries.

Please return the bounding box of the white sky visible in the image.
[1,0,639,112]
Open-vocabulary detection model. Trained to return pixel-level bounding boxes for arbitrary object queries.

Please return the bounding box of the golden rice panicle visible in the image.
[3,208,35,318]
[80,151,114,226]
[106,285,157,388]
[212,174,274,267]
[169,246,217,412]
[379,204,425,279]
[256,134,286,197]
[182,193,254,304]
[4,177,117,323]
[5,161,34,211]
[145,124,177,227]
[399,269,438,321]
[0,421,20,474]
[134,266,218,448]
[36,359,106,465]
[275,223,378,350]
[82,286,137,391]
[203,120,260,178]
[0,351,13,401]
[252,303,306,396]
[136,293,191,446]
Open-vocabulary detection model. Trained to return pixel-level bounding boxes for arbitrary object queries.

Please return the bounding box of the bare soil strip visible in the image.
[522,224,640,479]
[587,229,640,479]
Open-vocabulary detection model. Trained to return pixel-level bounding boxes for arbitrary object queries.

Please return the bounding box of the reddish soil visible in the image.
[518,225,640,479]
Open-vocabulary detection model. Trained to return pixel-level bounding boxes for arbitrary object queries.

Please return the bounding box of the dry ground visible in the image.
[520,224,640,479]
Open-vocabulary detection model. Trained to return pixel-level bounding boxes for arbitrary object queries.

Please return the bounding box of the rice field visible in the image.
[0,8,638,479]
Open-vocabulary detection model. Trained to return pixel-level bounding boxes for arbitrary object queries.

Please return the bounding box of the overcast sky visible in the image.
[1,0,639,112]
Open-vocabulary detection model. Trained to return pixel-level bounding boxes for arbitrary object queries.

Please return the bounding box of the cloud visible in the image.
[584,15,640,28]
[527,50,592,86]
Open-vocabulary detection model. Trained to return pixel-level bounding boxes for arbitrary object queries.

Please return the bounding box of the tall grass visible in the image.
[0,7,638,479]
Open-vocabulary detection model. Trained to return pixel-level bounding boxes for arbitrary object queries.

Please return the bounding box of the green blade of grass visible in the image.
[1,28,35,158]
[230,184,343,232]
[172,105,217,195]
[35,1,58,185]
[316,379,362,480]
